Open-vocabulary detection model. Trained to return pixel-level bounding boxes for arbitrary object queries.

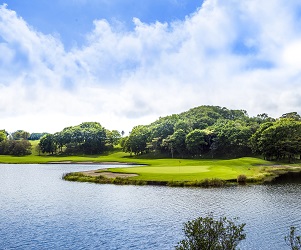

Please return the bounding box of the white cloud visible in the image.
[1,1,301,133]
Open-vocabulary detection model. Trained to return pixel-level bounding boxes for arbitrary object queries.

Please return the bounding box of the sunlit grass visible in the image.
[108,157,271,182]
[1,146,301,185]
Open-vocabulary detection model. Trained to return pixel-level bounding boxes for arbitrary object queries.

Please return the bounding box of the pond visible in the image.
[0,164,300,249]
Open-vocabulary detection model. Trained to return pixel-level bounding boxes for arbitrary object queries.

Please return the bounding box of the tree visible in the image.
[58,122,107,154]
[106,130,121,147]
[185,129,207,156]
[255,113,275,123]
[11,130,30,140]
[0,140,31,156]
[0,130,7,142]
[39,134,56,154]
[9,140,32,156]
[251,119,301,161]
[28,132,48,140]
[175,214,246,250]
[124,125,150,155]
[250,122,274,156]
[212,120,252,157]
[281,112,301,121]
[162,129,187,158]
[174,120,192,133]
[285,226,301,250]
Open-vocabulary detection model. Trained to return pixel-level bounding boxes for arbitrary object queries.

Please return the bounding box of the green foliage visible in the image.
[0,130,7,142]
[175,214,246,250]
[123,125,150,155]
[3,106,301,161]
[251,119,301,161]
[38,122,112,155]
[285,226,301,250]
[0,140,32,156]
[185,129,207,156]
[212,120,253,157]
[168,129,187,157]
[63,172,147,185]
[39,134,56,154]
[28,132,48,140]
[174,120,192,133]
[106,130,122,147]
[125,105,257,158]
[281,112,301,121]
[11,130,30,140]
[136,107,301,160]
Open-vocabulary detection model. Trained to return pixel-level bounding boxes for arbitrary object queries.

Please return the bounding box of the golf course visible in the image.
[61,153,301,186]
[1,140,301,187]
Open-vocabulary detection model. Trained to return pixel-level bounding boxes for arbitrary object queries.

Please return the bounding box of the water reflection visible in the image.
[0,164,300,250]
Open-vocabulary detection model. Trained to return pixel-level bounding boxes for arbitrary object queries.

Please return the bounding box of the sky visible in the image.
[1,0,301,134]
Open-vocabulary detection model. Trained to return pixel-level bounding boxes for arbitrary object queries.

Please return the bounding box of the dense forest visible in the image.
[1,105,301,160]
[121,106,301,161]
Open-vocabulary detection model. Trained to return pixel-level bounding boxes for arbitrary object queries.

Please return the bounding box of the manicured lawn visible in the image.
[1,145,300,184]
[108,157,271,182]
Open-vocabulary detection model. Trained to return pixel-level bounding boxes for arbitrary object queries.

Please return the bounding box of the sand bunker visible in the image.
[82,169,138,179]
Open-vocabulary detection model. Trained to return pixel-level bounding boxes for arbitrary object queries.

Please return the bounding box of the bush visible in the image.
[175,214,246,250]
[237,174,247,184]
[0,140,31,156]
[285,226,301,250]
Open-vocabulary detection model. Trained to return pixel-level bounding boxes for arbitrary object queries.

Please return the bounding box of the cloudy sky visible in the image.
[1,0,301,134]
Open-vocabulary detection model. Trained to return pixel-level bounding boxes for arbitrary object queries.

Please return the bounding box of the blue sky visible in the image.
[5,0,203,49]
[1,0,301,133]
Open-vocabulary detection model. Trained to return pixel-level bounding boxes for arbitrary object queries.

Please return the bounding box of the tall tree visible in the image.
[185,129,207,156]
[39,134,56,154]
[251,119,301,161]
[212,120,252,157]
[163,129,187,157]
[124,125,150,155]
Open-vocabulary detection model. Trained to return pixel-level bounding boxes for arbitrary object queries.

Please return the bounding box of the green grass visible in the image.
[2,144,301,185]
[107,157,271,182]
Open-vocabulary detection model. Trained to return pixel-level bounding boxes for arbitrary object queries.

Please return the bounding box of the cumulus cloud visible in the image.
[1,0,301,133]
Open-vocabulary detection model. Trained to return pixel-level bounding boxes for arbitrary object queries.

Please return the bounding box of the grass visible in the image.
[2,142,301,186]
[107,157,272,182]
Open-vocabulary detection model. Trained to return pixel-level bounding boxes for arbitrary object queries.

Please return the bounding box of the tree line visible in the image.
[0,129,33,156]
[121,106,301,161]
[2,105,301,159]
[0,122,121,156]
[38,122,121,155]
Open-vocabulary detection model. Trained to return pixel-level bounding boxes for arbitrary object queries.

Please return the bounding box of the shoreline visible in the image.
[63,165,301,187]
[47,161,140,165]
[2,154,301,187]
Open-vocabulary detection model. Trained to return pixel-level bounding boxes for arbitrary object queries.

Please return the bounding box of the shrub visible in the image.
[237,174,247,184]
[285,226,301,250]
[0,140,31,156]
[175,214,246,250]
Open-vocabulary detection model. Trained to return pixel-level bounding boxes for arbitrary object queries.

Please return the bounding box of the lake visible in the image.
[0,164,300,249]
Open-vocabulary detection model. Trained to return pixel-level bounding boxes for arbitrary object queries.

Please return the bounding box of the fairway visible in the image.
[2,146,301,185]
[116,165,210,174]
[107,157,273,182]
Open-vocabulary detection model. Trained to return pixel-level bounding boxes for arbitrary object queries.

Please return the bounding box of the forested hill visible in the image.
[122,105,301,160]
[2,105,301,160]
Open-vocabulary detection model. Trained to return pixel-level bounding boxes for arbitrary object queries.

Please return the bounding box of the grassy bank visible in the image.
[63,155,301,186]
[1,142,301,187]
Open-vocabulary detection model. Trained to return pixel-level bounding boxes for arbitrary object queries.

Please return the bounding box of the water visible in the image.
[0,164,300,250]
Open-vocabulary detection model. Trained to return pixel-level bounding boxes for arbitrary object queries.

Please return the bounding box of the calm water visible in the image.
[0,164,300,250]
